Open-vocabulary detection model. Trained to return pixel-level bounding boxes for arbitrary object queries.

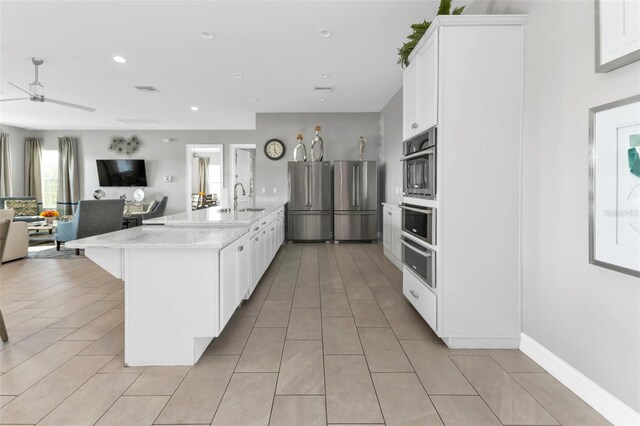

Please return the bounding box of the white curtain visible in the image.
[24,138,43,207]
[57,136,80,215]
[198,157,209,194]
[0,133,12,197]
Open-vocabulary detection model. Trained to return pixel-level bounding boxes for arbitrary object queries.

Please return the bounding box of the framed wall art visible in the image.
[595,0,640,72]
[589,94,640,277]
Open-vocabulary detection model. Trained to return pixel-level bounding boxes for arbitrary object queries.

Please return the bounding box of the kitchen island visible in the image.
[67,202,286,366]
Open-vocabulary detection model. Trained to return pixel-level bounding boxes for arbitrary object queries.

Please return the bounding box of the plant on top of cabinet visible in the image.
[397,0,466,67]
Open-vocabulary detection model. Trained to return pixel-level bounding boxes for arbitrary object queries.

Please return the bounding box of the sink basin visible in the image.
[238,208,265,212]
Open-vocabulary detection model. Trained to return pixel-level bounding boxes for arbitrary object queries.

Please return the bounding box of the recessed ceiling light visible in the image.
[319,98,326,102]
[250,97,259,102]
[317,29,332,38]
[319,74,330,79]
[199,30,214,39]
[231,74,244,79]
[113,56,126,63]
[190,106,199,111]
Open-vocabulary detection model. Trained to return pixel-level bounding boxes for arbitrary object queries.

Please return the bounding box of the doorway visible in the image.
[230,144,256,204]
[185,144,224,211]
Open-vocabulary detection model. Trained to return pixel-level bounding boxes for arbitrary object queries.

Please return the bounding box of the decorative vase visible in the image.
[359,136,367,161]
[293,133,307,162]
[45,217,54,225]
[311,126,324,161]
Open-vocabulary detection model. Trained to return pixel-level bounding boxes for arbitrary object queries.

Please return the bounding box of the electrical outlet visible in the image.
[164,176,173,182]
[261,187,266,194]
[273,187,277,194]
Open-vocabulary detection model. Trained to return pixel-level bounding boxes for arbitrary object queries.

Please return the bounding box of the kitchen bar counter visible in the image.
[66,226,248,249]
[66,202,286,367]
[144,200,286,226]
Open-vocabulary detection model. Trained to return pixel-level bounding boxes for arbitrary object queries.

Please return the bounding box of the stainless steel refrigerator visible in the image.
[287,161,332,241]
[333,161,378,241]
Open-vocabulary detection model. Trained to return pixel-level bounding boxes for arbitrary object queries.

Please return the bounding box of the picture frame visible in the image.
[595,0,640,72]
[589,94,640,277]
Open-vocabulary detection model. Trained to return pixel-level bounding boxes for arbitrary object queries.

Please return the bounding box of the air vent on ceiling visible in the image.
[313,86,333,94]
[134,86,160,92]
[116,118,162,124]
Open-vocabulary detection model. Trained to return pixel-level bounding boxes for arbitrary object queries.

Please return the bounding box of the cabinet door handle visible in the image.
[253,227,259,231]
[387,211,392,215]
[238,245,244,252]
[411,122,418,129]
[263,231,266,235]
[409,289,419,299]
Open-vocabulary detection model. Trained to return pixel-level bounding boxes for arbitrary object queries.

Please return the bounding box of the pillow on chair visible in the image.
[5,200,37,217]
[147,200,159,213]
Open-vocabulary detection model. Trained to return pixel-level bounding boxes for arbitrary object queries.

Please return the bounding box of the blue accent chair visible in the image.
[55,199,125,254]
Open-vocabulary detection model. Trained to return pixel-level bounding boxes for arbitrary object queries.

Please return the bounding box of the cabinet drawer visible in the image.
[403,267,437,332]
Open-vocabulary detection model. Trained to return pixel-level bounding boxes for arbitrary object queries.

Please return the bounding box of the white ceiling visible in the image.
[0,0,436,130]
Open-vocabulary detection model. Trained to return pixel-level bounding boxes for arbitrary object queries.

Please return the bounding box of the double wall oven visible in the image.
[400,125,437,289]
[399,204,436,288]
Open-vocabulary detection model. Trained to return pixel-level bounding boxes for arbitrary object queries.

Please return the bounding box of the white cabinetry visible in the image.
[402,16,526,349]
[403,32,438,140]
[220,232,251,329]
[382,204,402,270]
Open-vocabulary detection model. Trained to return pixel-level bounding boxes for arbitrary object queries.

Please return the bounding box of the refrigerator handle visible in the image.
[356,164,360,209]
[352,164,357,208]
[306,164,311,209]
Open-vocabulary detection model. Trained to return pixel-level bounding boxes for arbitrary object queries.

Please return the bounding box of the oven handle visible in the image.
[399,236,432,257]
[399,205,433,215]
[400,147,435,161]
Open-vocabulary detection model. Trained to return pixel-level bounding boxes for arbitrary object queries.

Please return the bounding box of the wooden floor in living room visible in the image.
[0,244,610,425]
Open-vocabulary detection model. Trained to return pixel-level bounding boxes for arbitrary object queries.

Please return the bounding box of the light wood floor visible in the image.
[0,243,610,425]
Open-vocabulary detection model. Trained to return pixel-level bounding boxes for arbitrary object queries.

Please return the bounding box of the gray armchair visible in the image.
[55,199,125,254]
[140,196,168,223]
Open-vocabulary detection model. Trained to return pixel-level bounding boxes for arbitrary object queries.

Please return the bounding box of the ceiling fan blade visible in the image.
[44,98,96,113]
[8,82,35,97]
[0,98,29,102]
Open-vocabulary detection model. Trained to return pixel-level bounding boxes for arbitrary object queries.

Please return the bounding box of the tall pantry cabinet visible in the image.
[402,15,527,348]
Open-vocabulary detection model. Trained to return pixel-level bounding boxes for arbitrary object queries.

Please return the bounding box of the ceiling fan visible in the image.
[1,57,96,112]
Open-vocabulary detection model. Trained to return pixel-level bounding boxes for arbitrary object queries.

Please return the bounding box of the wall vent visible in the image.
[116,118,162,124]
[134,86,160,92]
[313,86,333,94]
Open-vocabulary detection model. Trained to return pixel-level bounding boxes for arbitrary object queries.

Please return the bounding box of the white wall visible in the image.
[28,129,254,214]
[466,0,640,412]
[0,124,30,197]
[255,112,381,199]
[380,88,403,206]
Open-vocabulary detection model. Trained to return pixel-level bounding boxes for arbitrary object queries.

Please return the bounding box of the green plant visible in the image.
[397,0,466,67]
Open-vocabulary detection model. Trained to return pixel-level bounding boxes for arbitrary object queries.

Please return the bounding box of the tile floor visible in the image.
[0,243,611,425]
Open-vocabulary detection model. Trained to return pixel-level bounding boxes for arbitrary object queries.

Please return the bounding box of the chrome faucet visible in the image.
[233,182,246,210]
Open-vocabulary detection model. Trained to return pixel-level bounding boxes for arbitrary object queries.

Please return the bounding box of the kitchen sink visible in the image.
[238,208,265,212]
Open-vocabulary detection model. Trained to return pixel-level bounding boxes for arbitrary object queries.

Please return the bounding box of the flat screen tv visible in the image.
[96,159,148,187]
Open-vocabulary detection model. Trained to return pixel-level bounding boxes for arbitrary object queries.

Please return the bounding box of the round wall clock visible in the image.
[264,138,286,160]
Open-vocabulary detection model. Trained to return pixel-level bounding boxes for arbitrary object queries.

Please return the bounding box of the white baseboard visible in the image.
[520,333,640,426]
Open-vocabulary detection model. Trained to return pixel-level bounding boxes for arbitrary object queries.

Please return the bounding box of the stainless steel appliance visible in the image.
[287,161,332,241]
[402,126,436,199]
[401,203,436,245]
[400,236,436,288]
[333,161,378,241]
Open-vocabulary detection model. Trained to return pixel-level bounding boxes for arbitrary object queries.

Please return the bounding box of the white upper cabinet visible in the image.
[417,32,438,133]
[403,30,439,141]
[403,59,419,141]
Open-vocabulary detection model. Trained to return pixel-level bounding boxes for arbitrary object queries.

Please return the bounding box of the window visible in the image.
[41,150,58,209]
[208,164,221,197]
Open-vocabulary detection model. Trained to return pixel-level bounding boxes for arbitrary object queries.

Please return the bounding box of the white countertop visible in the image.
[66,226,249,249]
[144,201,286,226]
